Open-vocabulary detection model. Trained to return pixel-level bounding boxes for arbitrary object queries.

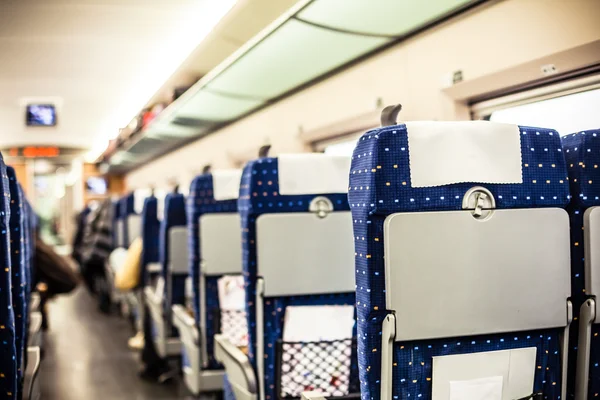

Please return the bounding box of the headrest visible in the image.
[134,189,153,214]
[349,123,570,214]
[163,192,187,228]
[190,171,242,200]
[141,196,160,265]
[0,155,8,219]
[188,171,240,215]
[213,170,243,201]
[141,196,158,222]
[6,166,23,210]
[120,193,136,216]
[277,153,351,195]
[562,129,600,207]
[404,121,522,188]
[239,155,351,215]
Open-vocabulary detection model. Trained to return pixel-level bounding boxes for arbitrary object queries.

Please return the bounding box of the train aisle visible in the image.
[39,288,189,400]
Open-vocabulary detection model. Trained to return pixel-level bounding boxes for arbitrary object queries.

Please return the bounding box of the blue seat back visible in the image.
[349,123,570,400]
[562,129,600,396]
[20,188,33,360]
[160,192,187,315]
[112,200,122,248]
[239,156,357,400]
[187,173,238,370]
[6,167,26,390]
[140,195,160,286]
[120,193,136,247]
[0,154,16,399]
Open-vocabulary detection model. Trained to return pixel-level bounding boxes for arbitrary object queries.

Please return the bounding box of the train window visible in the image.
[472,77,600,136]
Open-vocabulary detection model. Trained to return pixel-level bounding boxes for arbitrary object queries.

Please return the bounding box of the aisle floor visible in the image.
[39,288,190,400]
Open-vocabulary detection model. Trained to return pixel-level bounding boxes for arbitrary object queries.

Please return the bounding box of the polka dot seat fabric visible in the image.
[19,187,34,360]
[159,192,188,335]
[6,167,26,396]
[0,154,17,400]
[187,173,238,370]
[562,129,600,399]
[237,156,358,400]
[140,196,160,286]
[348,123,571,400]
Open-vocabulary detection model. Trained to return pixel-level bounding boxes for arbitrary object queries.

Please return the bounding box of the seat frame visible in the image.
[575,206,600,400]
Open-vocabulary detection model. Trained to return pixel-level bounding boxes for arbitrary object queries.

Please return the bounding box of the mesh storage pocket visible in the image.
[216,309,248,348]
[276,338,357,399]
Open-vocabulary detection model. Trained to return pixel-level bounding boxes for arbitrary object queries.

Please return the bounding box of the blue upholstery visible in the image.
[348,124,570,400]
[562,129,600,396]
[6,167,26,392]
[187,174,238,369]
[20,187,33,363]
[140,196,160,286]
[238,157,357,400]
[22,199,34,304]
[0,154,16,400]
[112,200,121,248]
[120,193,136,247]
[160,192,187,325]
[223,374,237,400]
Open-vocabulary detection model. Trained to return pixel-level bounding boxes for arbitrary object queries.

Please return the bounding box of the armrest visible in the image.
[28,312,43,348]
[23,346,41,400]
[302,392,327,400]
[30,293,41,313]
[144,286,162,307]
[214,334,257,399]
[147,262,162,274]
[145,286,164,323]
[172,304,199,345]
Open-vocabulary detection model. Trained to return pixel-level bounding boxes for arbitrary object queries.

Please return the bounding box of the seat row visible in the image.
[109,113,599,400]
[0,154,43,400]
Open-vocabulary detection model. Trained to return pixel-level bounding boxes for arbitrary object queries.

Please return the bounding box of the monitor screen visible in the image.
[26,104,57,127]
[86,177,107,195]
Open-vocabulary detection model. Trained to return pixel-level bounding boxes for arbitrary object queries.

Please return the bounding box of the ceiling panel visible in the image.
[176,90,265,122]
[297,0,474,36]
[102,0,487,172]
[206,19,389,99]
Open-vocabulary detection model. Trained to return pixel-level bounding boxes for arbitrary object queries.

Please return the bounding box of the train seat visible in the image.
[348,114,572,400]
[145,191,187,358]
[120,193,143,326]
[7,167,28,393]
[23,199,41,352]
[107,193,143,316]
[0,154,18,400]
[112,199,124,249]
[172,169,242,396]
[214,153,358,400]
[564,130,600,399]
[20,188,40,400]
[140,195,161,288]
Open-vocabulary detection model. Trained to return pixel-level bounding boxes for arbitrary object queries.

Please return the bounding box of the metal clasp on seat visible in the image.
[462,186,496,219]
[309,196,334,219]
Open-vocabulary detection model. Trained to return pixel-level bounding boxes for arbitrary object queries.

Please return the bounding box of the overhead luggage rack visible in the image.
[103,0,488,172]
